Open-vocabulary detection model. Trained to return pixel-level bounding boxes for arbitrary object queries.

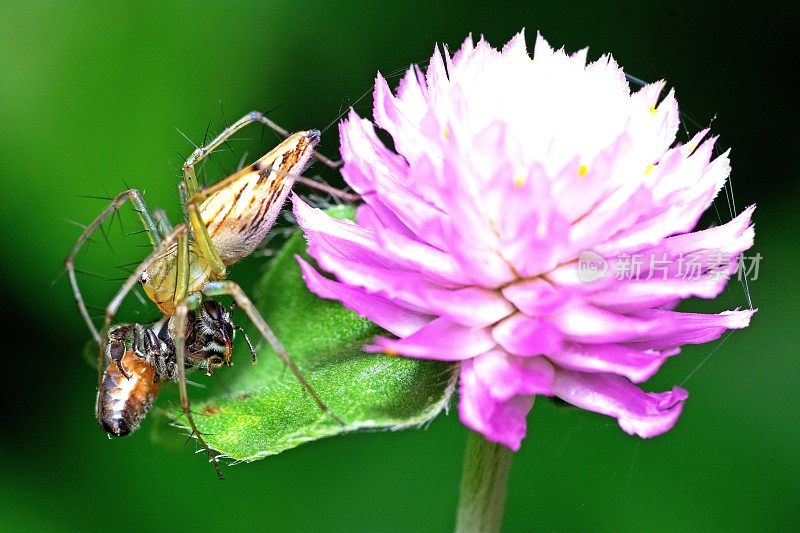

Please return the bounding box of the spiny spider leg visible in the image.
[245,111,343,170]
[66,189,162,345]
[181,112,343,197]
[153,208,173,235]
[203,280,344,425]
[294,175,361,202]
[181,112,357,216]
[246,112,357,200]
[174,301,224,480]
[182,113,263,197]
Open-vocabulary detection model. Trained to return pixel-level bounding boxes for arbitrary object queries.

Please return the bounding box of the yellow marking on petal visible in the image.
[514,175,526,188]
[644,163,655,175]
[578,164,589,178]
[442,126,450,140]
[384,347,398,357]
[649,104,658,115]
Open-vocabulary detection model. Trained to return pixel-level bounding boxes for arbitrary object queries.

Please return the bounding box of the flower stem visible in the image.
[455,430,514,533]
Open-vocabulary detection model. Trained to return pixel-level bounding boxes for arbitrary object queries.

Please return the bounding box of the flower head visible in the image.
[295,32,755,450]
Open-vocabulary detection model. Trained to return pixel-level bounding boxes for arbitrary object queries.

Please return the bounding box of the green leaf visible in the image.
[191,205,457,462]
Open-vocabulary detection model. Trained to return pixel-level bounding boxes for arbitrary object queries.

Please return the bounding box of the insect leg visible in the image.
[235,326,257,364]
[174,300,224,480]
[65,189,162,344]
[107,324,135,379]
[202,280,344,425]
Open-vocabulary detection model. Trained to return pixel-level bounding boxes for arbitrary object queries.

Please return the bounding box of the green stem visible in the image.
[455,430,514,533]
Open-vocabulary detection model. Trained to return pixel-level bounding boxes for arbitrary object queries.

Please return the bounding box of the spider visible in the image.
[66,112,353,476]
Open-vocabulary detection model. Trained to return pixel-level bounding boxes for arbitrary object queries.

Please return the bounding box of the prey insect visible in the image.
[66,112,353,477]
[97,300,254,437]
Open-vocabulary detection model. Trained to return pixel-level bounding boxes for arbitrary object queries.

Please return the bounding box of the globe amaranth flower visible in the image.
[294,31,755,450]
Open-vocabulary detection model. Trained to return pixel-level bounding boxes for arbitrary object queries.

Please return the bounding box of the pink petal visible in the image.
[354,199,414,240]
[293,194,380,260]
[295,195,458,286]
[585,208,755,313]
[297,257,432,337]
[550,132,634,226]
[501,277,569,315]
[373,225,465,285]
[550,304,754,347]
[365,317,496,360]
[422,286,515,328]
[338,110,408,195]
[492,313,564,356]
[587,276,736,313]
[373,70,430,164]
[623,309,755,351]
[320,258,434,314]
[628,82,680,163]
[547,344,680,383]
[653,205,755,258]
[339,113,452,249]
[569,184,657,259]
[600,140,731,254]
[418,158,516,287]
[551,368,688,438]
[549,303,663,343]
[484,162,572,277]
[459,357,535,451]
[425,45,450,95]
[471,349,555,401]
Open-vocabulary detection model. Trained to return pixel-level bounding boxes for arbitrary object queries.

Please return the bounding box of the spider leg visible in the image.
[187,199,226,277]
[182,112,274,198]
[65,189,162,344]
[174,297,224,480]
[100,225,185,385]
[238,111,343,170]
[202,280,344,425]
[294,175,360,202]
[181,111,343,200]
[153,208,173,236]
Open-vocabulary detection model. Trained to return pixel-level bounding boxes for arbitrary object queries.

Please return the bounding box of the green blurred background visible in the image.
[1,1,797,531]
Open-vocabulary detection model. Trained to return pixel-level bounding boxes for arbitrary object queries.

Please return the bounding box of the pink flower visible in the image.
[294,32,755,450]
